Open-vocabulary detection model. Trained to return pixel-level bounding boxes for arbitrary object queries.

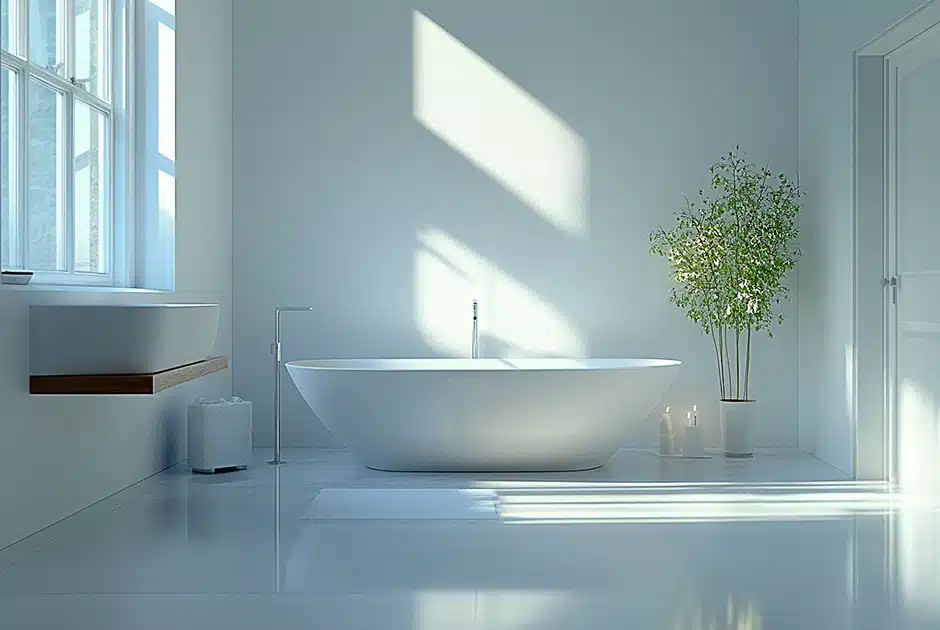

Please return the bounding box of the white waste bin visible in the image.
[188,397,252,473]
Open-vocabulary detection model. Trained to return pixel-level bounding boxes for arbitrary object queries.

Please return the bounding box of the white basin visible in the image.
[30,304,220,375]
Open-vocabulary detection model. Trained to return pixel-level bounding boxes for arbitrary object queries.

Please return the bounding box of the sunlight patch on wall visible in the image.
[157,21,175,162]
[413,11,587,237]
[414,226,585,359]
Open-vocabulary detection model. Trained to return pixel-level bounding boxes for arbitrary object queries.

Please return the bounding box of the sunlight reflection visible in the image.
[416,590,570,630]
[414,226,586,358]
[897,510,940,625]
[899,379,939,494]
[475,480,890,490]
[844,344,854,432]
[673,594,762,630]
[480,480,900,523]
[413,12,587,237]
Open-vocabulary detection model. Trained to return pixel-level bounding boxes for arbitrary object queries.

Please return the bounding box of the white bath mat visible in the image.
[303,488,499,521]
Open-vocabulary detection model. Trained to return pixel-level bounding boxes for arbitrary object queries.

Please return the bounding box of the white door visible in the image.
[887,22,940,494]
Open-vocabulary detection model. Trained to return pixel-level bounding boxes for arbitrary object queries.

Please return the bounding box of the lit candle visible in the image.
[682,406,705,457]
[659,406,675,455]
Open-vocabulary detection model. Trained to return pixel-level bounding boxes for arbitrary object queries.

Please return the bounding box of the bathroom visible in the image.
[0,0,939,628]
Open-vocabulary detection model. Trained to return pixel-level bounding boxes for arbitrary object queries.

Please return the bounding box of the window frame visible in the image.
[1,0,131,287]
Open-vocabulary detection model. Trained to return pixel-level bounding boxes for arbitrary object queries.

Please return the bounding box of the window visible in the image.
[1,0,129,286]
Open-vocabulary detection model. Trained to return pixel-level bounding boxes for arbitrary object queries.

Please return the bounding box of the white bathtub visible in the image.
[287,358,680,472]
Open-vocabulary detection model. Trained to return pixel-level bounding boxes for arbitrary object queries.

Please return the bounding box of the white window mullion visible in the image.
[104,109,112,275]
[13,63,24,267]
[61,0,71,77]
[102,0,112,102]
[18,0,28,59]
[63,87,73,272]
[132,0,144,285]
[112,0,133,286]
[18,61,28,269]
[64,0,74,273]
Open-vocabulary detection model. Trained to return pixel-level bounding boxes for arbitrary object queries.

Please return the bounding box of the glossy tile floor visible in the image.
[0,449,938,629]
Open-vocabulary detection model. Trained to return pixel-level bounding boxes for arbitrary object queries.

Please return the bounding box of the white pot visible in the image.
[720,400,756,458]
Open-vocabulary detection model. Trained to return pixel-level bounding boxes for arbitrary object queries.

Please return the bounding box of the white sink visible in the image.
[30,304,220,375]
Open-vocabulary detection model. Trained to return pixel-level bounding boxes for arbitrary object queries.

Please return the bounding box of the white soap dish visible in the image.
[1,270,33,285]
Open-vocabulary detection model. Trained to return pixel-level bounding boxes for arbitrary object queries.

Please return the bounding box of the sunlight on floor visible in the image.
[898,509,940,625]
[413,11,587,237]
[414,226,585,357]
[898,379,939,495]
[672,594,762,630]
[416,590,571,630]
[478,480,900,524]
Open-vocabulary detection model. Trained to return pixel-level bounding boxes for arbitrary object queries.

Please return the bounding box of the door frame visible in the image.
[853,1,940,482]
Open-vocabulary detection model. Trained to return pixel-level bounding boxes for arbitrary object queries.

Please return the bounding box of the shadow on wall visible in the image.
[234,0,798,448]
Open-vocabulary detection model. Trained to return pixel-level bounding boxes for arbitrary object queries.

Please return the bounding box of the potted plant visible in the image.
[649,148,801,457]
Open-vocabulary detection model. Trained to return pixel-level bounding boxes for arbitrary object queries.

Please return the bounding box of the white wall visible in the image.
[234,0,800,449]
[798,0,927,474]
[0,0,233,550]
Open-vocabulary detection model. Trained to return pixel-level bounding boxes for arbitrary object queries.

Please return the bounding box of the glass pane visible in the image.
[1,0,11,52]
[1,66,16,268]
[73,101,108,273]
[28,78,65,271]
[74,0,108,99]
[29,0,64,74]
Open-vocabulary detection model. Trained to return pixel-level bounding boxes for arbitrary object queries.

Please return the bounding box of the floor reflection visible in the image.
[0,449,937,630]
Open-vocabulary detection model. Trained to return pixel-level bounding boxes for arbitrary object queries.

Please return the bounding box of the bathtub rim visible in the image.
[285,358,681,372]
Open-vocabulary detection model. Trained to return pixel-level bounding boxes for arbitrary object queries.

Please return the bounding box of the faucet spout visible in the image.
[471,300,480,359]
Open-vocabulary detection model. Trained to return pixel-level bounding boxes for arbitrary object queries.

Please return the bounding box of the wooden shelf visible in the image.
[30,357,229,395]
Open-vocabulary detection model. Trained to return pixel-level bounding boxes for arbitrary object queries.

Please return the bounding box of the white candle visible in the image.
[659,406,674,455]
[682,407,705,457]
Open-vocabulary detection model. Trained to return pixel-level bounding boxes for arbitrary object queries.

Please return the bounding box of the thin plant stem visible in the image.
[735,329,741,400]
[744,327,752,400]
[723,325,732,401]
[711,329,724,399]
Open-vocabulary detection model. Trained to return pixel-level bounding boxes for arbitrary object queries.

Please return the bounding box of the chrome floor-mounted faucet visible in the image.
[471,300,480,358]
[270,306,315,466]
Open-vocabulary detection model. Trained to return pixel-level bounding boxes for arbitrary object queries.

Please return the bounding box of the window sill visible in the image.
[0,283,170,294]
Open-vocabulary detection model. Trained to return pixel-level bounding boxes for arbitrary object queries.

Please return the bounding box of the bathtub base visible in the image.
[363,461,607,474]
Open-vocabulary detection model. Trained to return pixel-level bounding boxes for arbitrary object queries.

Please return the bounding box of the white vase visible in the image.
[720,400,756,457]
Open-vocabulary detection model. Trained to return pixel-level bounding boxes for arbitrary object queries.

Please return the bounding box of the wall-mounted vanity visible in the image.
[29,304,226,395]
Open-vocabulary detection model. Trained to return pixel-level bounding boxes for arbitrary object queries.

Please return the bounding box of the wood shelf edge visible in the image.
[30,357,229,395]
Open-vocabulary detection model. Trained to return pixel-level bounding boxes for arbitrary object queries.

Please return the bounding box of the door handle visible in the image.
[882,277,898,304]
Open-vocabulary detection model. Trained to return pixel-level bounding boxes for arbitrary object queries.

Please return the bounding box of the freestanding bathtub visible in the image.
[286,358,680,472]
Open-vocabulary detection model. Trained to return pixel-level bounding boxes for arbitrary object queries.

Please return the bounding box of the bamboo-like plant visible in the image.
[649,148,801,401]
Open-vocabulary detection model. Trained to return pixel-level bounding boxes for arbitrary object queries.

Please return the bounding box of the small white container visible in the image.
[681,424,705,458]
[188,398,252,473]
